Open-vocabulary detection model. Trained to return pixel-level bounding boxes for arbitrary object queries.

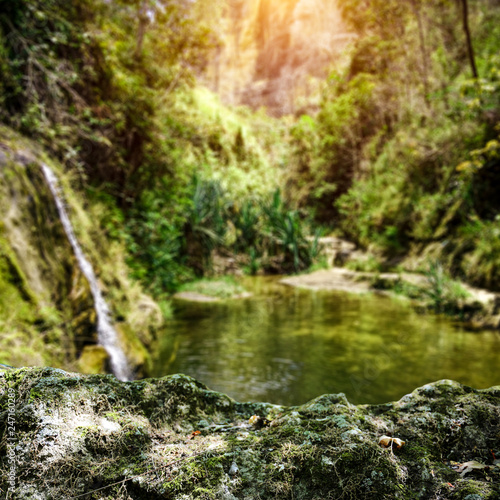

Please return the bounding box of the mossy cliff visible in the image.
[1,367,498,499]
[0,126,162,376]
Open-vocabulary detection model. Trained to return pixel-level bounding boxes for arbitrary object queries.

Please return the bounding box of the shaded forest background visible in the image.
[0,0,499,323]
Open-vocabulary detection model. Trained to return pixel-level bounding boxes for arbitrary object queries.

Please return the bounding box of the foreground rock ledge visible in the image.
[1,369,499,499]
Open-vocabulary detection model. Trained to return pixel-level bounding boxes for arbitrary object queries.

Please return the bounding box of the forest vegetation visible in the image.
[0,0,499,371]
[294,0,500,293]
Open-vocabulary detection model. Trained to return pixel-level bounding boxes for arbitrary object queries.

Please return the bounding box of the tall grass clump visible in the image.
[392,261,470,316]
[422,260,470,314]
[260,189,321,273]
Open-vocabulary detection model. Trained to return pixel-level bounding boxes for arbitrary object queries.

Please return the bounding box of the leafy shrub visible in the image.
[124,187,194,295]
[336,118,485,255]
[124,178,321,295]
[0,0,217,199]
[183,176,230,275]
[288,72,388,221]
[458,219,500,291]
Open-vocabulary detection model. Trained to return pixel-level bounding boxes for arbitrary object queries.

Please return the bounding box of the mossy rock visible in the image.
[77,345,109,375]
[1,368,499,499]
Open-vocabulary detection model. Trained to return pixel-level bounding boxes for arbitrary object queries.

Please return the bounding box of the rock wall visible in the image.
[1,367,498,499]
[204,0,354,116]
[0,126,161,376]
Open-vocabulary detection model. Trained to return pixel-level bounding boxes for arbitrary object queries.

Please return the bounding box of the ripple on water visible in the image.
[152,276,500,405]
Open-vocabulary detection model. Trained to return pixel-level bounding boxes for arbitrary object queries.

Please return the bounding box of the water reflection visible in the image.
[151,277,500,405]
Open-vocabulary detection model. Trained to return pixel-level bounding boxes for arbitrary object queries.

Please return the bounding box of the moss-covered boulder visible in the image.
[1,367,499,499]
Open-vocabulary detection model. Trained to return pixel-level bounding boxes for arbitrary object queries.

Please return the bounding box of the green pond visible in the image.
[151,277,500,406]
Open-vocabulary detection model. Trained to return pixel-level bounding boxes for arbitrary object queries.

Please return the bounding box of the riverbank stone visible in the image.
[1,367,499,499]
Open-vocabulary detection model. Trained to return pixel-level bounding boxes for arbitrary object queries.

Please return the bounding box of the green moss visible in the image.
[453,479,495,499]
[115,323,151,377]
[1,368,500,499]
[77,346,109,375]
[0,240,35,321]
[178,276,248,299]
[84,421,151,456]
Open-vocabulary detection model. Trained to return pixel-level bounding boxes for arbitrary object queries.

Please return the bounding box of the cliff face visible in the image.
[0,126,161,376]
[1,367,499,499]
[205,0,353,116]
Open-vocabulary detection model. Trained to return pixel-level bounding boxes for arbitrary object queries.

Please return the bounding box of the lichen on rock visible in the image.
[1,367,499,499]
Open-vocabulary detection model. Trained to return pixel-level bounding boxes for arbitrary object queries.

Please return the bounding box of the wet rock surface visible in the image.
[1,368,499,499]
[0,126,161,376]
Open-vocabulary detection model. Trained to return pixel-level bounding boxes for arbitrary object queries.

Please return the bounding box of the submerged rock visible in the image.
[1,368,499,499]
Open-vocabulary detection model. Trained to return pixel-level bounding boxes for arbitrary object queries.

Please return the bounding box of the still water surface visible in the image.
[152,277,500,405]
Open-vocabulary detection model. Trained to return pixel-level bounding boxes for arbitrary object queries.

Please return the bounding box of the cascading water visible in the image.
[41,164,132,381]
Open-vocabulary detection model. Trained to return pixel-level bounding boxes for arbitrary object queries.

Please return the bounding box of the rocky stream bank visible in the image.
[1,367,499,499]
[281,263,500,331]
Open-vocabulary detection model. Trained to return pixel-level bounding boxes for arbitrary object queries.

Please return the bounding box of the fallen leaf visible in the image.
[189,430,201,440]
[379,435,405,449]
[455,460,490,476]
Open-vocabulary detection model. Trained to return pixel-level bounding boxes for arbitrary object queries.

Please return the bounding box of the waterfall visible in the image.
[41,164,132,381]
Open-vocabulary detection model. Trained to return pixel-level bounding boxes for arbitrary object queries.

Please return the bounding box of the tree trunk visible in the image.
[460,0,478,78]
[134,0,150,60]
[409,0,430,100]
